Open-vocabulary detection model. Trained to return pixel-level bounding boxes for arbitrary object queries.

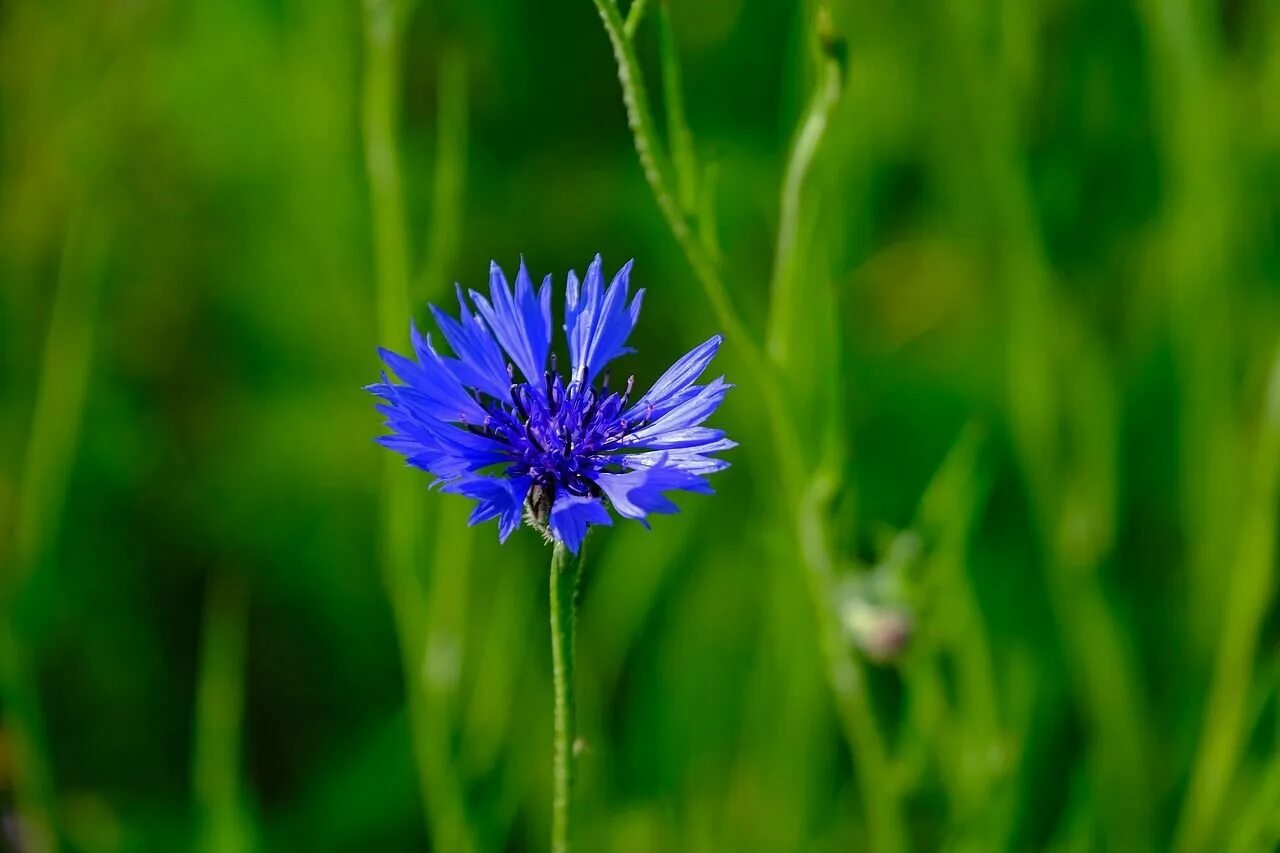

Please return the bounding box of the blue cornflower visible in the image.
[368,256,734,553]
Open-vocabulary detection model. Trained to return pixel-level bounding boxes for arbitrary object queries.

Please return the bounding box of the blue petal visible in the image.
[469,260,550,387]
[626,335,722,422]
[563,260,596,377]
[377,410,507,478]
[627,377,731,443]
[595,463,712,528]
[443,475,532,542]
[564,256,642,385]
[514,259,551,366]
[549,493,612,554]
[428,286,511,401]
[538,273,554,347]
[374,328,489,424]
[370,333,512,480]
[624,426,727,451]
[618,437,737,475]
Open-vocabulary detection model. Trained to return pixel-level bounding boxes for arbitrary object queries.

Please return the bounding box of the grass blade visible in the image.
[193,572,252,853]
[1175,348,1280,852]
[1,213,107,853]
[656,2,697,215]
[766,13,843,367]
[361,4,476,849]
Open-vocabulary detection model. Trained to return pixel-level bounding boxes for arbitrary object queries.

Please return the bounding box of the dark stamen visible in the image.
[524,421,547,453]
[511,384,529,419]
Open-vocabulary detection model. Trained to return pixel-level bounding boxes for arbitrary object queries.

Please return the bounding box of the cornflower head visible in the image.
[368,256,734,553]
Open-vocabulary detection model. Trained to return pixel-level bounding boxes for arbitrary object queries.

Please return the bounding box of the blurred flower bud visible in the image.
[841,598,914,664]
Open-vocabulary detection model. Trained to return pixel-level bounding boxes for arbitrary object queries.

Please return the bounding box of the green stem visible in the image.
[656,1,697,214]
[549,541,584,853]
[623,0,650,39]
[933,5,1151,844]
[589,0,759,371]
[1,213,106,853]
[588,2,907,847]
[361,0,411,338]
[798,475,908,853]
[766,46,842,366]
[1175,348,1280,853]
[193,572,251,853]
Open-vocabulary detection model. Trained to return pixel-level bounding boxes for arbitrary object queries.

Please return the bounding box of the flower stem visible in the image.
[588,3,909,849]
[549,541,584,853]
[766,42,843,367]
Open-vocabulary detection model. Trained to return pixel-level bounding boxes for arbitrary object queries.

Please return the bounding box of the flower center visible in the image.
[464,355,651,501]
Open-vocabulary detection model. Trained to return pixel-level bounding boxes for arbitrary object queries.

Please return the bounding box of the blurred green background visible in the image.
[2,0,1279,850]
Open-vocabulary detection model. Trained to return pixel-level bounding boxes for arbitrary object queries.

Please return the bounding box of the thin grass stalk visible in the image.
[360,3,475,849]
[1175,349,1280,852]
[931,3,1153,846]
[766,30,843,368]
[1134,4,1261,849]
[588,0,761,374]
[1,213,106,853]
[1135,0,1238,663]
[797,474,908,853]
[916,426,1006,844]
[417,47,480,847]
[588,3,908,848]
[1228,733,1280,852]
[696,160,722,263]
[193,572,251,853]
[623,0,650,40]
[417,45,469,303]
[419,47,475,697]
[655,2,697,214]
[592,0,805,503]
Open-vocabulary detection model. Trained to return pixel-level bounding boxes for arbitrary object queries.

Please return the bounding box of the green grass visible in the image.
[1,0,1278,850]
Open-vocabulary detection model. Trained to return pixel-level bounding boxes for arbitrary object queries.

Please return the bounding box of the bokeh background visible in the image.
[2,0,1279,850]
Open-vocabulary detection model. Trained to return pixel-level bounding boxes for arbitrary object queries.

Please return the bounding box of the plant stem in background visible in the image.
[589,0,759,370]
[622,0,650,40]
[417,47,479,849]
[549,542,584,853]
[361,2,475,849]
[766,23,843,368]
[931,4,1151,845]
[419,45,474,695]
[912,425,1012,847]
[1175,349,1280,853]
[193,572,251,853]
[590,0,805,496]
[588,3,908,849]
[417,45,468,304]
[1,213,106,853]
[655,2,696,214]
[1136,3,1257,847]
[1136,0,1238,665]
[797,476,908,853]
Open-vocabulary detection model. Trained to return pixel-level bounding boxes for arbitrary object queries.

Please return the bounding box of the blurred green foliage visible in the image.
[2,0,1279,851]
